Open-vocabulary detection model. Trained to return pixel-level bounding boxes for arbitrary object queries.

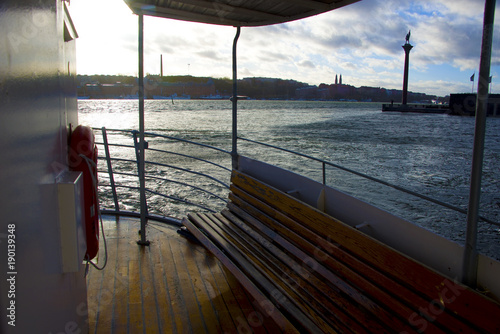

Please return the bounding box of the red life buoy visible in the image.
[69,125,99,260]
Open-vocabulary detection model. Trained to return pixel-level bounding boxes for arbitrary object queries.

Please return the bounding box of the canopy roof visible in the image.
[124,0,360,27]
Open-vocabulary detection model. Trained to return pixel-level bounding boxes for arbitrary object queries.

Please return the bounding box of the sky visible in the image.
[69,0,500,97]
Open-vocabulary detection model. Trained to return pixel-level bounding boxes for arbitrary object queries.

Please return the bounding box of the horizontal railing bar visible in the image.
[238,137,499,227]
[92,127,136,134]
[99,183,219,213]
[97,170,138,179]
[95,127,232,221]
[98,156,230,190]
[239,137,326,164]
[145,174,228,203]
[98,173,227,203]
[95,142,135,150]
[98,168,228,205]
[109,184,141,192]
[144,188,217,213]
[99,174,226,204]
[95,128,231,177]
[99,157,139,166]
[96,141,230,173]
[94,127,230,155]
[146,147,231,172]
[143,131,231,155]
[144,160,230,188]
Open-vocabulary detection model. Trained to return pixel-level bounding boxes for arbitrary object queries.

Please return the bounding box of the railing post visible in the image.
[231,26,241,170]
[137,13,150,246]
[101,127,120,213]
[322,161,326,185]
[132,131,142,175]
[462,0,496,288]
[133,131,149,231]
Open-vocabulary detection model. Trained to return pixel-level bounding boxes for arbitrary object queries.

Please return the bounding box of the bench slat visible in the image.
[181,214,299,334]
[226,196,442,334]
[207,212,346,333]
[221,207,401,334]
[182,169,500,333]
[185,213,321,333]
[228,188,478,333]
[230,170,500,333]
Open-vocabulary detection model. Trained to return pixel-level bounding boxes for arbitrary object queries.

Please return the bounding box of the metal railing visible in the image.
[238,136,500,228]
[95,127,232,224]
[94,127,499,230]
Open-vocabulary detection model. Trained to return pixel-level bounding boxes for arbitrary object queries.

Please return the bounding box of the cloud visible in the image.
[71,0,500,96]
[196,50,222,61]
[254,0,500,94]
[298,60,316,69]
[435,0,487,17]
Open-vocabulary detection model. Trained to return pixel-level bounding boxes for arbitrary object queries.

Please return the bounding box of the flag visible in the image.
[470,73,475,81]
[489,76,492,83]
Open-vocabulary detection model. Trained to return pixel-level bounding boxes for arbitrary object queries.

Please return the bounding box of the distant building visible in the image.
[449,93,500,116]
[295,86,320,99]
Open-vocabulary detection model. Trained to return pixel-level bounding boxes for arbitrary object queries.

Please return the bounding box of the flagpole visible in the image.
[471,72,475,93]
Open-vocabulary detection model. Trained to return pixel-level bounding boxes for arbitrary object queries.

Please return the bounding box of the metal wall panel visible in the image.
[0,1,88,333]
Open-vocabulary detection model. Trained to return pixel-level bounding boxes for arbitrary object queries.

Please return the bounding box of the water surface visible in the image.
[79,99,500,259]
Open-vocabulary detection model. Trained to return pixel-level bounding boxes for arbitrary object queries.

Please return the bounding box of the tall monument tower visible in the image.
[402,30,413,105]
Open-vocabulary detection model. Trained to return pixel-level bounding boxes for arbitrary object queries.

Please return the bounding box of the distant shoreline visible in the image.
[77,97,395,103]
[77,74,447,104]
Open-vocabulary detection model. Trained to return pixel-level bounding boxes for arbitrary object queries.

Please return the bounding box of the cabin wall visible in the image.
[0,1,88,333]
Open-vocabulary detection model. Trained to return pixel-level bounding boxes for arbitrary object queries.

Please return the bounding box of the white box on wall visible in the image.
[57,171,87,273]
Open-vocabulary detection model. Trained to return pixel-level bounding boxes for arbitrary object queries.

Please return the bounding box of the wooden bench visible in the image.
[182,170,500,333]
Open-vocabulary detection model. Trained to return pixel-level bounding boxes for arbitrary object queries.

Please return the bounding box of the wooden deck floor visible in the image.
[86,215,283,333]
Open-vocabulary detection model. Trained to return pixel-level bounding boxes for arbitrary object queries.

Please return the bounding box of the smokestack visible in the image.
[160,54,163,77]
